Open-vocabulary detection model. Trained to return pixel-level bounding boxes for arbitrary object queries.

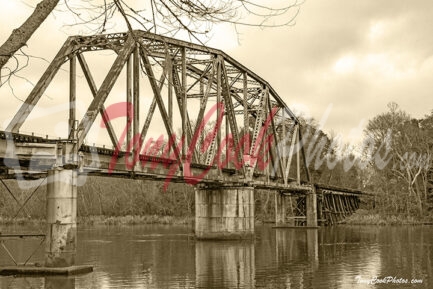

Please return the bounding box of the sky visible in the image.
[1,0,432,145]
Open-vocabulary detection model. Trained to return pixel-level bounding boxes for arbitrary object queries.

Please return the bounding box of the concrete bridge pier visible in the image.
[306,187,317,227]
[195,186,254,239]
[275,192,286,225]
[45,168,77,267]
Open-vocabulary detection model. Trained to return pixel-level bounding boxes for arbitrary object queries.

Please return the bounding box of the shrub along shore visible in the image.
[342,209,433,225]
[0,215,194,226]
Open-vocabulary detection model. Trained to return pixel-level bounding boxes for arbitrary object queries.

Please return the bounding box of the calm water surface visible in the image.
[0,225,431,288]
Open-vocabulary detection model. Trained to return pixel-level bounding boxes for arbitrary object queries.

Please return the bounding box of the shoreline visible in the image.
[342,209,433,226]
[1,211,431,227]
[0,215,194,227]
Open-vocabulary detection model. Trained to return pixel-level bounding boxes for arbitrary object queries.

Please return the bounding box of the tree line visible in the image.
[300,102,432,219]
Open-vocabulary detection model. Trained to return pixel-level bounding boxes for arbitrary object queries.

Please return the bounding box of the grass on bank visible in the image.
[0,215,194,227]
[343,209,433,225]
[79,215,193,225]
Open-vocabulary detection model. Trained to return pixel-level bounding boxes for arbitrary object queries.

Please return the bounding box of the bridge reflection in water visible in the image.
[196,241,255,288]
[2,226,323,289]
[2,225,431,288]
[194,228,320,289]
[44,276,75,289]
[274,229,319,265]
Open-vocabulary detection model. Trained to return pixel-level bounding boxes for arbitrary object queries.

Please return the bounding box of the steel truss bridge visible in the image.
[0,30,365,271]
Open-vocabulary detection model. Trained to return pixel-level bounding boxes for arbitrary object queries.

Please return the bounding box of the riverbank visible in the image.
[0,215,194,227]
[2,211,432,227]
[79,215,194,225]
[343,209,433,225]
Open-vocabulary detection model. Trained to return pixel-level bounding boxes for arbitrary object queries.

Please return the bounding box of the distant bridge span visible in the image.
[0,31,364,270]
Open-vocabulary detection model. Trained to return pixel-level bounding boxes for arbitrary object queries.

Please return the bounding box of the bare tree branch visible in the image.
[0,0,59,70]
[1,0,303,87]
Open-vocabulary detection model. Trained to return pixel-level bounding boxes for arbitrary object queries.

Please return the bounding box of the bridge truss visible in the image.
[0,31,366,268]
[2,30,312,189]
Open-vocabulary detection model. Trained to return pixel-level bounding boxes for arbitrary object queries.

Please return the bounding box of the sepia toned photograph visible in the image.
[0,1,432,288]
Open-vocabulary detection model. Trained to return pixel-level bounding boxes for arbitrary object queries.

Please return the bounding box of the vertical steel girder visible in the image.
[243,72,249,156]
[181,47,188,162]
[133,46,140,155]
[167,50,173,128]
[68,54,76,139]
[126,54,133,148]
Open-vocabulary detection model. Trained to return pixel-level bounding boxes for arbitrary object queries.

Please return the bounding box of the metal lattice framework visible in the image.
[3,30,310,188]
[0,31,367,268]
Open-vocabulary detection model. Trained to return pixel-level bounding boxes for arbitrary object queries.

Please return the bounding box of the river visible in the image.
[0,224,432,288]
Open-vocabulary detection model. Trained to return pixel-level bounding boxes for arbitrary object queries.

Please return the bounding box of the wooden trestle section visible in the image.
[293,186,361,226]
[319,191,360,225]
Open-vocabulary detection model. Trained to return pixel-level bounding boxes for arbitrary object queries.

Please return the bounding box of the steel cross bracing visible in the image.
[1,30,330,190]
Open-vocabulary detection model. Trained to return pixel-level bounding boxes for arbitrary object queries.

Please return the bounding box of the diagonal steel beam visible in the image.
[138,57,170,148]
[186,62,212,93]
[249,88,266,157]
[12,178,45,219]
[299,128,312,183]
[172,64,199,163]
[187,64,257,120]
[268,93,284,179]
[6,37,75,133]
[76,53,119,148]
[76,35,135,148]
[0,179,30,218]
[283,123,298,185]
[220,58,244,175]
[0,241,18,265]
[192,57,216,137]
[139,46,182,164]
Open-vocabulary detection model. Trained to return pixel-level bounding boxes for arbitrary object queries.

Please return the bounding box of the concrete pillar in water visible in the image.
[275,192,286,224]
[306,187,317,227]
[195,186,254,239]
[45,168,77,267]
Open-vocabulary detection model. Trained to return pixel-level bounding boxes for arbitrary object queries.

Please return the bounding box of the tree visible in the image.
[0,0,59,80]
[364,103,433,217]
[285,115,363,190]
[0,0,303,85]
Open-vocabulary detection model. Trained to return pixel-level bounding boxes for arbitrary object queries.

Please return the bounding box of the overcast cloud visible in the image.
[225,0,433,142]
[1,0,432,145]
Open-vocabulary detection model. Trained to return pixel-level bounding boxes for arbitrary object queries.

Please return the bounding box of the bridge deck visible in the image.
[0,131,365,197]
